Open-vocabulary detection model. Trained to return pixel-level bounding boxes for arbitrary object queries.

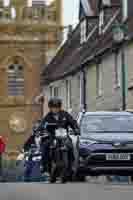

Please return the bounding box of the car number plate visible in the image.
[106,153,131,161]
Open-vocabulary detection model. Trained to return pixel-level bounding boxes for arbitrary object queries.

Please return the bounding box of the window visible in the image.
[50,86,53,96]
[54,87,58,97]
[114,51,121,88]
[49,86,59,97]
[8,63,24,96]
[47,8,56,21]
[80,19,87,44]
[40,7,45,17]
[4,8,10,19]
[32,7,40,19]
[66,80,72,109]
[80,115,133,137]
[96,62,103,97]
[32,7,45,19]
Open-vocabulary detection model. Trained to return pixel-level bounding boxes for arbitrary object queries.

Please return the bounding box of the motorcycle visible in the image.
[17,129,50,182]
[23,144,42,182]
[36,122,80,183]
[49,127,74,183]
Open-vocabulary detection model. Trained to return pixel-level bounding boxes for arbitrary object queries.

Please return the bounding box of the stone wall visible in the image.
[0,0,62,153]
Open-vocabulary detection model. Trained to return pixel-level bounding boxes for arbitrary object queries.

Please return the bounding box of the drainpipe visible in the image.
[80,69,86,112]
[83,69,87,112]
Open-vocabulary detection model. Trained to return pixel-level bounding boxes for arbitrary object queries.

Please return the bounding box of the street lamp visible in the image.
[112,24,128,110]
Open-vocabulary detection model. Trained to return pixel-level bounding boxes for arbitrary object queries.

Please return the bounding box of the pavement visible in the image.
[1,181,133,200]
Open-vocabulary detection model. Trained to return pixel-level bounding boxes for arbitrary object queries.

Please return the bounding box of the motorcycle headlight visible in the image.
[32,156,42,161]
[79,139,97,146]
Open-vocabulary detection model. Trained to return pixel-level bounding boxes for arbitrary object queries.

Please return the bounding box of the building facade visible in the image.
[0,0,61,155]
[42,0,133,118]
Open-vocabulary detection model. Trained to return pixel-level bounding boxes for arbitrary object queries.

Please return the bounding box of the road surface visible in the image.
[0,182,133,200]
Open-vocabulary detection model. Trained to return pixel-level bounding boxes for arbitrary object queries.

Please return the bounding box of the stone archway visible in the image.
[1,52,32,70]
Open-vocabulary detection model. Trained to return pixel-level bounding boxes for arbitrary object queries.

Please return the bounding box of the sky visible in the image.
[63,0,79,26]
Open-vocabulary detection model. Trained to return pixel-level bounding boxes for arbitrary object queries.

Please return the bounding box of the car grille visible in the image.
[92,149,133,153]
[87,160,133,167]
[90,154,133,161]
[85,152,133,165]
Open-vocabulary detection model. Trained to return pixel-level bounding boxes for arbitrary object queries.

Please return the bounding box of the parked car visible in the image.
[78,111,133,178]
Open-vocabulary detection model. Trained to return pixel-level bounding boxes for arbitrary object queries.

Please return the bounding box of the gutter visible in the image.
[47,35,132,84]
[43,25,132,85]
[43,45,111,84]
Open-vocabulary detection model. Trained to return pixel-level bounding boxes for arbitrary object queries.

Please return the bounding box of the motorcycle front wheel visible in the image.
[60,150,69,183]
[50,148,69,183]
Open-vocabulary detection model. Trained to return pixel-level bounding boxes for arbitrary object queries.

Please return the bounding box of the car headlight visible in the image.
[79,139,97,146]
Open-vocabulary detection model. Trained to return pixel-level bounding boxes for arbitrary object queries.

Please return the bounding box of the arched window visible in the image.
[8,62,24,96]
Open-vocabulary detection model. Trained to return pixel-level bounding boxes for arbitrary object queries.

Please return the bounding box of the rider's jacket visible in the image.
[41,110,80,136]
[23,111,80,151]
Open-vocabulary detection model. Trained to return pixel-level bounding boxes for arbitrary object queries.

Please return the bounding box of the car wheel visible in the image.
[130,176,133,182]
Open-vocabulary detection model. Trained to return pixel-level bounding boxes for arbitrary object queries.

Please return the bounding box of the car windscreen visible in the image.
[80,115,133,136]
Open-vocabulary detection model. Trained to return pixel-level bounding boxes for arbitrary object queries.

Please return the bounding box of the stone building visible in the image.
[42,0,133,117]
[0,0,61,155]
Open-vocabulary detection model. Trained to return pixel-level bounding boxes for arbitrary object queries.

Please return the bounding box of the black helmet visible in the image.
[48,97,62,108]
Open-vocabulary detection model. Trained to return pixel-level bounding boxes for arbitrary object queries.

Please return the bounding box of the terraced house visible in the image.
[0,0,61,156]
[42,0,133,117]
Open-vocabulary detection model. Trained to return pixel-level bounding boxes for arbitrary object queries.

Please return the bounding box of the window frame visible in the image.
[8,63,24,97]
[53,87,59,97]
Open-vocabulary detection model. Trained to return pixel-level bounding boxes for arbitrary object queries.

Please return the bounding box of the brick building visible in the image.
[0,0,61,155]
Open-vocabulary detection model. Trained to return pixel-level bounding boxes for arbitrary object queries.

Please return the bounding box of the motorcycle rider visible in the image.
[40,97,80,179]
[23,120,42,152]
